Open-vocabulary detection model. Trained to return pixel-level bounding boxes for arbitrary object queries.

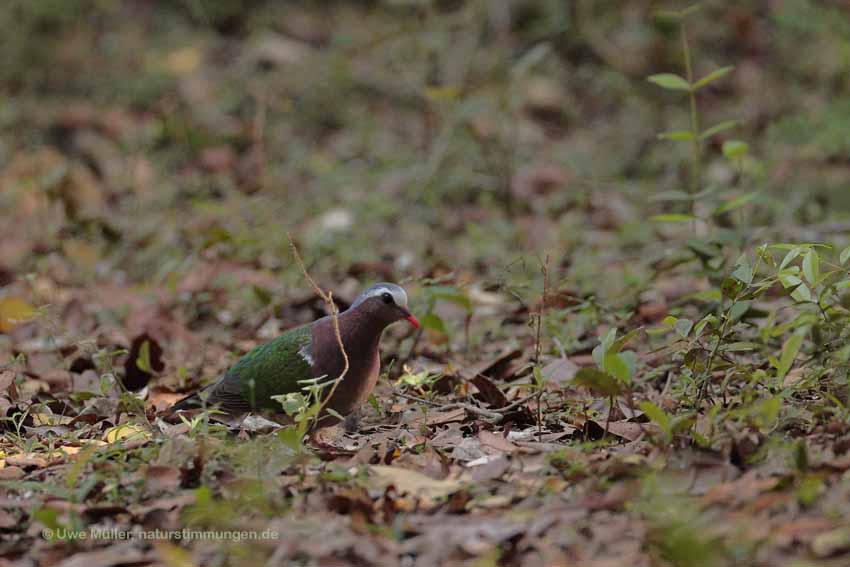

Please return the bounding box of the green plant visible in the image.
[573,327,639,437]
[648,3,755,224]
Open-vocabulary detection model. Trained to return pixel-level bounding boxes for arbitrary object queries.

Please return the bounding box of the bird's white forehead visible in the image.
[361,283,408,307]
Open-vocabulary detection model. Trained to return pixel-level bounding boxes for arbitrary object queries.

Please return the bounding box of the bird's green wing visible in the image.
[205,324,314,412]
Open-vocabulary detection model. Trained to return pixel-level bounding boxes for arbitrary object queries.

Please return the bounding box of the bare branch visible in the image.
[287,233,349,429]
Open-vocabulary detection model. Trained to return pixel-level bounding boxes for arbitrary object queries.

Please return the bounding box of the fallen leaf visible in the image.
[0,369,15,391]
[368,465,462,500]
[812,527,850,558]
[478,430,519,453]
[470,374,509,408]
[145,465,182,492]
[410,407,466,426]
[539,357,579,384]
[0,466,24,480]
[104,423,151,443]
[0,509,16,529]
[30,412,74,426]
[0,297,36,332]
[6,453,49,469]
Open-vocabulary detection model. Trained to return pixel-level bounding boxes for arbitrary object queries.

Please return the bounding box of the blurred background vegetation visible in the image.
[2,0,849,313]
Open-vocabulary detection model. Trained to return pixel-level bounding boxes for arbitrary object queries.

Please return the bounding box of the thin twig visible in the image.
[288,234,349,430]
[681,19,701,202]
[393,390,540,425]
[535,254,550,441]
[252,88,267,191]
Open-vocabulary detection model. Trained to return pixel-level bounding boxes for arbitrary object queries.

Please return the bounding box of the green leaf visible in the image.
[841,246,850,265]
[778,273,802,288]
[802,248,819,286]
[604,352,631,383]
[731,258,754,285]
[618,351,638,383]
[658,130,696,141]
[722,140,749,160]
[721,276,744,299]
[779,247,802,270]
[654,9,683,20]
[729,300,752,322]
[600,328,618,351]
[326,408,344,421]
[692,66,735,90]
[776,330,805,379]
[592,328,618,367]
[272,392,308,416]
[700,120,738,140]
[639,401,671,437]
[533,366,545,388]
[650,214,698,223]
[647,73,692,91]
[430,286,472,312]
[721,341,760,352]
[681,3,704,17]
[674,318,693,338]
[651,190,693,202]
[424,86,460,102]
[573,368,622,397]
[694,314,717,336]
[612,328,642,352]
[791,283,812,303]
[421,312,447,334]
[277,425,304,452]
[511,42,552,77]
[136,340,152,373]
[714,192,758,215]
[367,393,382,415]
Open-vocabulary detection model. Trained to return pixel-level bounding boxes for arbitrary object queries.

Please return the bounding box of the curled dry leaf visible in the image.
[368,465,463,501]
[104,423,151,444]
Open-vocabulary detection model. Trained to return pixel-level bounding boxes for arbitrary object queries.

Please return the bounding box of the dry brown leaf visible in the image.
[478,430,519,454]
[6,453,50,469]
[539,357,579,384]
[368,465,462,500]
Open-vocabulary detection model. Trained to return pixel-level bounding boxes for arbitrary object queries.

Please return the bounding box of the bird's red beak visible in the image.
[401,309,420,329]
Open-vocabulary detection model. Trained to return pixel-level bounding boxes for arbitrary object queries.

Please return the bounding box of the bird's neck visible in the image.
[337,307,386,352]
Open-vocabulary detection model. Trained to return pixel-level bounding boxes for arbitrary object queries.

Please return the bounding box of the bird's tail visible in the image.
[170,385,212,411]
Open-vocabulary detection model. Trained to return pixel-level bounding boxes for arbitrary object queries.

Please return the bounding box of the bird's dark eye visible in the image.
[381,292,394,304]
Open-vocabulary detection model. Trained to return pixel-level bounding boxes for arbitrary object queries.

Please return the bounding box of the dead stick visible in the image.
[288,234,349,429]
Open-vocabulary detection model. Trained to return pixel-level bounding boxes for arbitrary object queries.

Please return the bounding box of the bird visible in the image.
[171,282,419,430]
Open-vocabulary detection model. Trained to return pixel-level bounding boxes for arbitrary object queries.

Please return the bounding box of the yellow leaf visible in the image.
[30,413,74,426]
[164,47,203,75]
[424,86,460,102]
[104,423,151,443]
[0,449,5,469]
[0,297,37,332]
[62,240,100,273]
[154,541,197,567]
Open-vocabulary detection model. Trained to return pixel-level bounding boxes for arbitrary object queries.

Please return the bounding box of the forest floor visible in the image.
[3,2,850,566]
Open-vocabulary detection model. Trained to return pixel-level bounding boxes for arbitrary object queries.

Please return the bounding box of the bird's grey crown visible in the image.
[351,282,408,309]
